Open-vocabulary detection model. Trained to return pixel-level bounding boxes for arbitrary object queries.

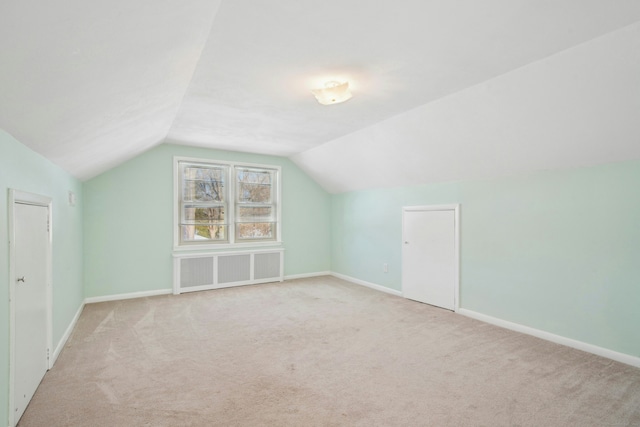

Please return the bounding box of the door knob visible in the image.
[17,277,25,283]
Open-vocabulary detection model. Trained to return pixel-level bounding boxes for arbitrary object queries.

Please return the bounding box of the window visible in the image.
[175,158,280,247]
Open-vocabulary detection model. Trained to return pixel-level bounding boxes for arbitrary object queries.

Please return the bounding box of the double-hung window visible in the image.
[175,158,281,247]
[234,166,277,242]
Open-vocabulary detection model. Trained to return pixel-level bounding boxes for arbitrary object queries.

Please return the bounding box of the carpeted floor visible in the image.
[18,276,640,426]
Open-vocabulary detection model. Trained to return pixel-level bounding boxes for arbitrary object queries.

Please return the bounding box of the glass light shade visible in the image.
[311,81,352,105]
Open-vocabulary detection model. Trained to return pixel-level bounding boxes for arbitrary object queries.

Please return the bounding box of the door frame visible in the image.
[8,189,53,427]
[402,204,461,311]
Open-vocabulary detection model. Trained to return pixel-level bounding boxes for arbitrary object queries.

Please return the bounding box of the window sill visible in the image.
[173,240,283,253]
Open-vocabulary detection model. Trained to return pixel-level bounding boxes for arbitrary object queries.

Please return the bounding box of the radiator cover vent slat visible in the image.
[180,257,214,287]
[255,252,281,280]
[218,254,251,284]
[173,249,283,294]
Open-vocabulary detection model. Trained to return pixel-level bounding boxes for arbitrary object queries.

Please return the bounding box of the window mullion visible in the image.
[176,158,280,247]
[229,166,235,244]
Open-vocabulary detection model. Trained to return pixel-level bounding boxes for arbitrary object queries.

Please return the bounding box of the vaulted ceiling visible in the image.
[1,1,639,192]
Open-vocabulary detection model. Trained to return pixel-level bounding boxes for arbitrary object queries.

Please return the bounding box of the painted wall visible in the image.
[0,129,84,426]
[83,143,331,298]
[331,159,640,358]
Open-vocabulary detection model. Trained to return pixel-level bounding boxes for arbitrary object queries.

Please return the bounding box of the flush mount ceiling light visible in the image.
[311,81,352,105]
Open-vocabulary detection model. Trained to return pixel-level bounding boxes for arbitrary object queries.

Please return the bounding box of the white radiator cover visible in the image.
[173,248,284,294]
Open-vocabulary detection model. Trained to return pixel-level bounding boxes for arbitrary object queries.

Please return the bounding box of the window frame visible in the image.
[174,156,282,250]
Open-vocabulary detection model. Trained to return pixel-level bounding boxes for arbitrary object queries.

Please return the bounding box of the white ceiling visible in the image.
[1,1,640,187]
[294,21,640,193]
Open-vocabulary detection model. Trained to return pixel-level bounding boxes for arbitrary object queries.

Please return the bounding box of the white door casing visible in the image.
[8,190,53,427]
[402,205,460,311]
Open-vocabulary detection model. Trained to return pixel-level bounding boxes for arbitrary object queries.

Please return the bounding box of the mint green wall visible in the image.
[331,183,461,290]
[331,160,640,358]
[3,126,638,426]
[0,130,84,426]
[83,143,331,298]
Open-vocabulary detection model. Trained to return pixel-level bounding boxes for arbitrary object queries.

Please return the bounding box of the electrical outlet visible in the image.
[383,263,388,273]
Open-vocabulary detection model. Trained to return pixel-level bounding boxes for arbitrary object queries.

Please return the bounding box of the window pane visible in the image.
[182,206,225,224]
[184,165,226,181]
[237,206,273,221]
[236,222,275,240]
[181,225,227,242]
[177,159,279,246]
[237,168,273,203]
[183,166,226,202]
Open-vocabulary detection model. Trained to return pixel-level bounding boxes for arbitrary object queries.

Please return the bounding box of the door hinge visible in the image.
[47,218,50,232]
[47,348,50,361]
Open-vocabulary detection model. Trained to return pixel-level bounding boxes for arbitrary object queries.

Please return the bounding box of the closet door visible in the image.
[402,206,458,310]
[14,201,50,425]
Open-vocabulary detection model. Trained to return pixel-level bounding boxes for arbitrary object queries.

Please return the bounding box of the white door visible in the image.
[402,206,458,310]
[14,202,50,424]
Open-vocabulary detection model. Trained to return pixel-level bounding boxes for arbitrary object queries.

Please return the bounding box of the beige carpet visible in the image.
[19,276,640,426]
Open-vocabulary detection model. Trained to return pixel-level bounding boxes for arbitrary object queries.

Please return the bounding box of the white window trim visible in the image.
[173,156,282,251]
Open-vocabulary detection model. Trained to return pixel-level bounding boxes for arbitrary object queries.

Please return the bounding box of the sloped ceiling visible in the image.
[1,1,639,187]
[294,21,640,193]
[0,0,222,179]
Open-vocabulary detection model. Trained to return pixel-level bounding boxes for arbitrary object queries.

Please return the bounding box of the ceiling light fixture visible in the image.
[311,81,352,105]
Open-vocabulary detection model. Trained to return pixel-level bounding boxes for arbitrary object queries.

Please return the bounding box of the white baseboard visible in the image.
[458,308,640,369]
[51,280,640,373]
[284,271,331,281]
[85,289,172,304]
[51,301,85,367]
[330,272,403,297]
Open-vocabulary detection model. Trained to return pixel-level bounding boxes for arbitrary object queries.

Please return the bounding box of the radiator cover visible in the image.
[173,248,284,294]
